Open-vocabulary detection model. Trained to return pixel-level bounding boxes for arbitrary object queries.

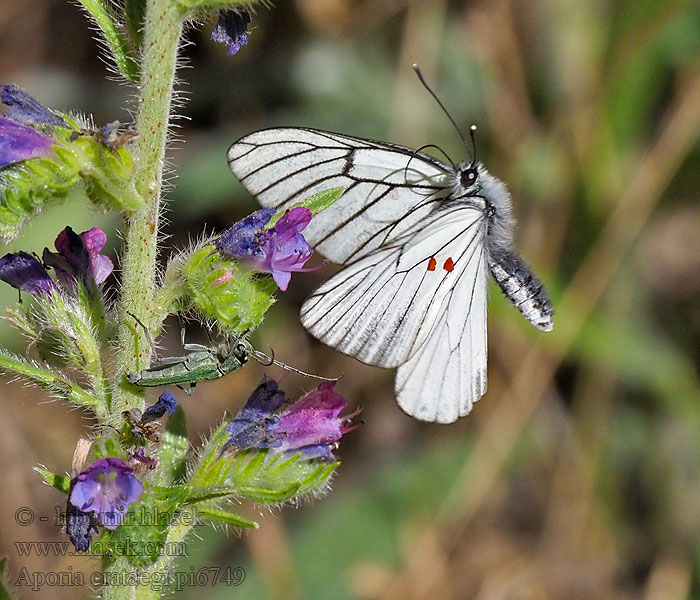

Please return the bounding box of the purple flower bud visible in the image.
[141,391,177,423]
[69,457,144,530]
[223,376,286,450]
[214,208,274,259]
[43,226,113,287]
[66,498,98,553]
[269,381,358,460]
[0,116,55,169]
[0,251,58,296]
[1,85,68,128]
[212,9,251,56]
[215,207,321,291]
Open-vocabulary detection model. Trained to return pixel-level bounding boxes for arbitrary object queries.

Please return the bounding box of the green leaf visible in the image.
[238,482,302,504]
[150,485,191,505]
[197,508,258,529]
[0,350,101,411]
[33,466,70,494]
[185,486,239,504]
[73,0,139,81]
[227,449,339,504]
[0,153,80,241]
[267,186,345,227]
[189,422,230,489]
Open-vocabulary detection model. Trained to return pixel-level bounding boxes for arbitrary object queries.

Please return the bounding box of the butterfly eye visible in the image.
[460,167,478,188]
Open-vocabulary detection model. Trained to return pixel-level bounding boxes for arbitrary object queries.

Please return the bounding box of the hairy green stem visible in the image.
[113,0,185,427]
[91,0,186,595]
[75,0,140,81]
[105,2,185,597]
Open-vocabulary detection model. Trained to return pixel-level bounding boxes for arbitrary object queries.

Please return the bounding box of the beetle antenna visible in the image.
[251,349,342,382]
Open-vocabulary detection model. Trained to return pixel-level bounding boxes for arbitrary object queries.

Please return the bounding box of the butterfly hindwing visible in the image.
[300,202,489,421]
[395,233,488,423]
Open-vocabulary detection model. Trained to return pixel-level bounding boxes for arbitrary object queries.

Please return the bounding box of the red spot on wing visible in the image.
[443,257,454,272]
[427,257,437,271]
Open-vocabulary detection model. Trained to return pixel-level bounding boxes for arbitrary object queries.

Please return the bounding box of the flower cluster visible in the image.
[215,207,320,291]
[0,226,113,296]
[0,3,361,592]
[224,377,359,461]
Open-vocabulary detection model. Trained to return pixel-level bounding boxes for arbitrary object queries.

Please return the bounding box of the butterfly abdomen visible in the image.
[487,245,553,331]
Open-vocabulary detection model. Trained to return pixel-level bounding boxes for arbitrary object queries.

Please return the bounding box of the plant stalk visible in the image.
[104,2,184,598]
[112,0,184,427]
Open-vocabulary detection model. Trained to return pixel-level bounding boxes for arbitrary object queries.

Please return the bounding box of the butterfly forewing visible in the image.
[228,128,454,263]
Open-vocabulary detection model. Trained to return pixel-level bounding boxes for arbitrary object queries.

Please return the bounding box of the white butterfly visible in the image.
[227,121,552,423]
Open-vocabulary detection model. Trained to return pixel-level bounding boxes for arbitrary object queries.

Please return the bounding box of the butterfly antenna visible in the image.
[412,63,469,150]
[408,144,456,171]
[469,124,478,164]
[251,349,343,382]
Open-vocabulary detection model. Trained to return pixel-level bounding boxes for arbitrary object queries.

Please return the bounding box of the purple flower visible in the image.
[215,207,320,291]
[270,382,358,460]
[0,116,55,169]
[223,378,358,461]
[0,251,58,296]
[212,9,251,56]
[141,391,177,423]
[43,226,113,287]
[215,208,274,259]
[69,457,144,530]
[1,85,68,128]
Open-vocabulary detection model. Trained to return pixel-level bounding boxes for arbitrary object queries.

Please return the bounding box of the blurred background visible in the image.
[1,0,699,598]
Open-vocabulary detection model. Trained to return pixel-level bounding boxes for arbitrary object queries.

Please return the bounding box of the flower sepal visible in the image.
[189,421,339,508]
[178,245,277,333]
[266,186,344,228]
[33,465,71,494]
